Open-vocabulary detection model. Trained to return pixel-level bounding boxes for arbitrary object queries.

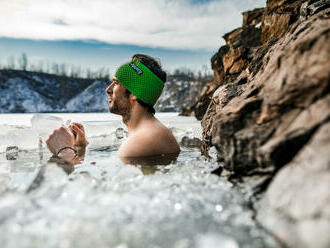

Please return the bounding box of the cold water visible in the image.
[0,113,278,248]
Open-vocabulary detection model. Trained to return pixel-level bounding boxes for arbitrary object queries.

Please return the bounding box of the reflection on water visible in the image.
[120,153,179,167]
[0,113,279,248]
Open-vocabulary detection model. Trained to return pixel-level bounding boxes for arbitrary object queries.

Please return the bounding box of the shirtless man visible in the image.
[46,54,180,165]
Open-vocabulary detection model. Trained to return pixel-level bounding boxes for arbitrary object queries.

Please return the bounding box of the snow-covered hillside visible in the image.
[66,80,109,112]
[0,70,101,113]
[155,75,206,112]
[0,69,207,113]
[0,77,51,113]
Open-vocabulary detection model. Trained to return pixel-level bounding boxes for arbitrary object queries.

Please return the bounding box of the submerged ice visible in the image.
[0,114,278,248]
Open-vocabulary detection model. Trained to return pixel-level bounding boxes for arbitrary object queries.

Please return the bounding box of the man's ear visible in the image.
[130,94,138,102]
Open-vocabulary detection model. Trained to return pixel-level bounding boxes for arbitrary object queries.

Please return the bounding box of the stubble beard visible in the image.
[109,99,131,124]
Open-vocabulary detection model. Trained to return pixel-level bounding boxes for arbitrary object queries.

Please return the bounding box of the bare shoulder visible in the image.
[118,120,180,158]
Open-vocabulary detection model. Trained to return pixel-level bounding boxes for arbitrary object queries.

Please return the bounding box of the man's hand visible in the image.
[69,122,89,146]
[46,126,75,155]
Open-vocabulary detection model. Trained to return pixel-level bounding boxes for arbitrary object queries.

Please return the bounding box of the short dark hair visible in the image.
[127,54,167,115]
[131,54,167,82]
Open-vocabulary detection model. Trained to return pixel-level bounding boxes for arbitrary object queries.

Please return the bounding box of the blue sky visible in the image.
[0,0,265,73]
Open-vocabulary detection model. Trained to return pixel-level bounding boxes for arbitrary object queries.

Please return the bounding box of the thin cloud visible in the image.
[52,18,68,26]
[0,0,265,50]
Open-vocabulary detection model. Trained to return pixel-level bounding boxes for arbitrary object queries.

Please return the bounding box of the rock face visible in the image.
[191,0,330,247]
[257,121,330,248]
[182,7,264,120]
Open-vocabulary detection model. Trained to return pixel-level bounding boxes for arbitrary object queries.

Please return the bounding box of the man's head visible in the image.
[106,54,166,117]
[106,78,131,117]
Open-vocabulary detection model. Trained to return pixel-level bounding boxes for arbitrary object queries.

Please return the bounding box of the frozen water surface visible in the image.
[0,113,278,248]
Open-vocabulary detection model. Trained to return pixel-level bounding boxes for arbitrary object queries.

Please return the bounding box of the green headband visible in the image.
[115,61,165,106]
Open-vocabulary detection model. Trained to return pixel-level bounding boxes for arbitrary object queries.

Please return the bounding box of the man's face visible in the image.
[106,79,131,116]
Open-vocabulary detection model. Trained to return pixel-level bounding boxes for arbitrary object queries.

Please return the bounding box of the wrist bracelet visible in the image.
[56,146,78,157]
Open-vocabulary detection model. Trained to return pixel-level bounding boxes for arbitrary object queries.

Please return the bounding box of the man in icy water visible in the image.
[46,54,180,166]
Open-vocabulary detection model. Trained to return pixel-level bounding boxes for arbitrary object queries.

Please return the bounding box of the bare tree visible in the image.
[37,60,44,72]
[7,56,15,69]
[18,53,28,71]
[59,63,67,76]
[86,68,92,79]
[52,63,59,75]
[1,54,113,81]
[70,65,82,78]
[46,60,51,73]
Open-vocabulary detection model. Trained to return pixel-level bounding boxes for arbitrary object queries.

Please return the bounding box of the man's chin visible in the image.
[109,106,120,115]
[108,108,116,114]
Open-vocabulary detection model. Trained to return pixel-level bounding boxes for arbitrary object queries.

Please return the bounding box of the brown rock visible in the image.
[185,1,330,247]
[261,12,291,44]
[201,71,250,156]
[183,18,261,118]
[202,8,330,173]
[242,8,265,26]
[258,94,330,168]
[261,0,306,44]
[223,26,262,49]
[222,47,246,73]
[229,59,248,74]
[266,0,305,12]
[257,121,330,248]
[266,0,290,11]
[300,0,330,20]
[211,45,229,83]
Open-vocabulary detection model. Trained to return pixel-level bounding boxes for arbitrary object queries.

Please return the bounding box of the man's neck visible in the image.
[123,106,154,133]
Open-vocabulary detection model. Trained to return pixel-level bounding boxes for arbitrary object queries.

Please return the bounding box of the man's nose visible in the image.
[106,83,114,95]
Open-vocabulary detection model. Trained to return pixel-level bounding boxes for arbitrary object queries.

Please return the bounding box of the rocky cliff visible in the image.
[185,0,330,247]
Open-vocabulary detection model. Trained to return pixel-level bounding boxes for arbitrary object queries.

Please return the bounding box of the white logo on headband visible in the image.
[130,63,143,75]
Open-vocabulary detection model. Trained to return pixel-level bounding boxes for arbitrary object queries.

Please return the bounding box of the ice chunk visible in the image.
[31,114,64,140]
[0,114,279,248]
[196,233,239,248]
[6,146,18,160]
[8,167,43,192]
[111,165,143,183]
[0,126,39,153]
[180,136,202,148]
[115,127,127,139]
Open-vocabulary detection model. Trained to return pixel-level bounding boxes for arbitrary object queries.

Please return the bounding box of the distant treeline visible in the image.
[0,53,111,80]
[0,53,212,81]
[170,66,212,82]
